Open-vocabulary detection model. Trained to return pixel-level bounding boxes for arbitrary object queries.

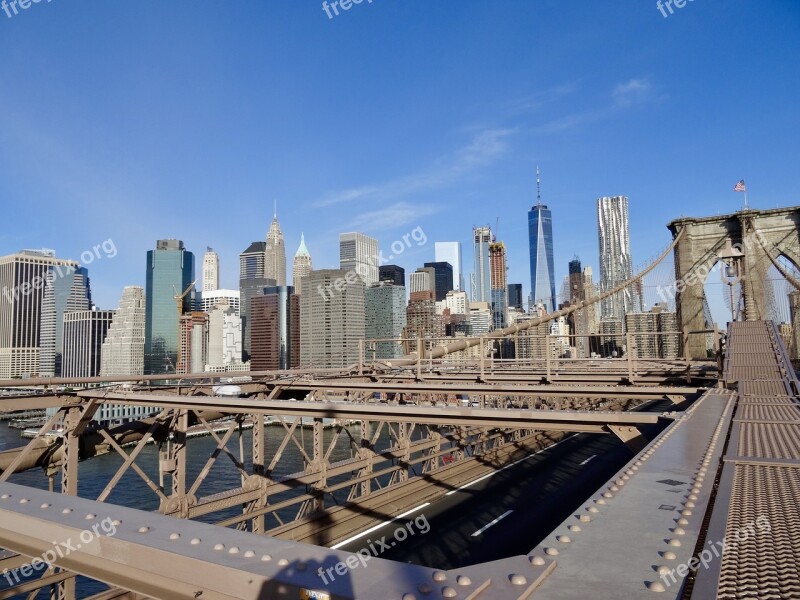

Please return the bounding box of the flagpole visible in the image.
[744,187,748,210]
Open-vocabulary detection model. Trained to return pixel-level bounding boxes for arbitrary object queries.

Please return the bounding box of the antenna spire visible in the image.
[536,166,542,205]
[273,199,277,220]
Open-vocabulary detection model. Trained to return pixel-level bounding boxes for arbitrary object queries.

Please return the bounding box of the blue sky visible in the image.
[0,1,798,309]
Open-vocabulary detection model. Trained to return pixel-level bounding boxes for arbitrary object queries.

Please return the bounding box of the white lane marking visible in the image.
[471,510,514,537]
[445,433,580,496]
[579,454,597,466]
[330,502,431,549]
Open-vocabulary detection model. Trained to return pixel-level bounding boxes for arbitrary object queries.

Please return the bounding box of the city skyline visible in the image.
[1,3,794,311]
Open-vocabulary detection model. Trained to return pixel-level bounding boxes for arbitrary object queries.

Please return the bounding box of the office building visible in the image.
[469,302,492,336]
[379,265,405,287]
[300,270,365,368]
[206,303,243,370]
[423,262,454,302]
[202,247,219,292]
[409,268,435,298]
[240,241,266,281]
[489,241,508,329]
[201,289,240,316]
[239,277,277,361]
[144,239,195,374]
[507,284,523,311]
[405,296,443,352]
[365,282,407,360]
[340,232,379,286]
[100,286,146,377]
[177,311,208,374]
[472,226,492,303]
[62,310,115,378]
[444,290,468,315]
[292,234,313,295]
[435,242,464,292]
[528,169,556,312]
[251,286,299,371]
[598,196,640,322]
[39,265,93,377]
[265,210,287,286]
[0,250,90,379]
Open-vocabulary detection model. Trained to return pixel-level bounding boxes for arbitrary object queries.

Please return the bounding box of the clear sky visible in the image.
[0,1,798,309]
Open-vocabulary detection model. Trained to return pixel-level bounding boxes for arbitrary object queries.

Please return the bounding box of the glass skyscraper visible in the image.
[472,226,492,303]
[528,198,556,313]
[144,239,195,374]
[597,196,640,322]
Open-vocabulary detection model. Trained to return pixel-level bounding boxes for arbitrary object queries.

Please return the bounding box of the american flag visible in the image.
[734,180,746,192]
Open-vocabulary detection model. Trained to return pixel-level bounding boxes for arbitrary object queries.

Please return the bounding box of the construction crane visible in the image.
[173,280,197,374]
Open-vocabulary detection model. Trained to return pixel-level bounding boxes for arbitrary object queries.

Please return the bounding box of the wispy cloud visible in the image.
[346,201,440,231]
[612,78,653,107]
[508,82,579,115]
[535,77,657,134]
[316,127,515,208]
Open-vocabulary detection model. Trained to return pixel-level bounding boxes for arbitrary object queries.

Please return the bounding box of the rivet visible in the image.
[432,571,447,582]
[244,550,255,558]
[0,494,10,499]
[62,508,73,514]
[442,586,457,598]
[557,535,571,543]
[40,503,50,509]
[418,583,432,594]
[580,515,592,522]
[588,507,599,513]
[456,575,472,586]
[402,595,417,600]
[677,518,689,526]
[85,513,96,520]
[191,538,201,545]
[261,554,272,562]
[662,551,677,560]
[19,498,29,504]
[509,574,527,586]
[169,533,181,540]
[673,528,686,536]
[214,543,225,551]
[138,526,149,533]
[531,556,546,566]
[667,539,682,547]
[545,547,559,556]
[568,525,581,532]
[648,581,667,592]
[278,558,289,566]
[228,546,240,555]
[656,566,672,575]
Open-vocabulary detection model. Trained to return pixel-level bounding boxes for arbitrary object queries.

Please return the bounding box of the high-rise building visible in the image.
[528,169,556,312]
[206,303,243,370]
[472,226,492,303]
[292,234,313,295]
[144,239,195,375]
[202,247,220,292]
[435,242,464,292]
[100,286,146,376]
[469,302,492,336]
[365,282,407,360]
[598,196,640,322]
[300,269,365,368]
[507,284,523,311]
[201,289,240,316]
[423,262,454,302]
[251,286,299,371]
[625,305,679,359]
[62,310,115,378]
[379,265,405,287]
[39,265,92,377]
[177,311,208,374]
[240,242,267,281]
[239,277,276,361]
[265,209,287,287]
[489,241,508,329]
[0,250,89,379]
[444,290,469,315]
[340,232,379,286]
[405,296,443,353]
[410,268,435,298]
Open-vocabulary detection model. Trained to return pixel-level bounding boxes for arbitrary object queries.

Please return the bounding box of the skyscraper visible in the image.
[410,267,436,298]
[0,250,87,378]
[240,242,266,281]
[528,169,556,312]
[62,310,115,378]
[177,311,208,374]
[251,286,299,371]
[206,303,243,370]
[379,265,405,287]
[100,286,146,377]
[292,234,313,295]
[300,269,365,368]
[202,247,219,292]
[365,282,407,360]
[201,289,240,316]
[39,265,92,377]
[472,226,492,303]
[239,277,276,361]
[507,284,523,311]
[265,208,287,286]
[597,196,640,322]
[144,239,195,374]
[340,232,379,286]
[435,242,464,292]
[489,241,508,329]
[423,262,454,302]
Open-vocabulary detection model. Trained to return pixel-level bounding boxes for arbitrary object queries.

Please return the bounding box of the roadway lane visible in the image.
[335,401,673,569]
